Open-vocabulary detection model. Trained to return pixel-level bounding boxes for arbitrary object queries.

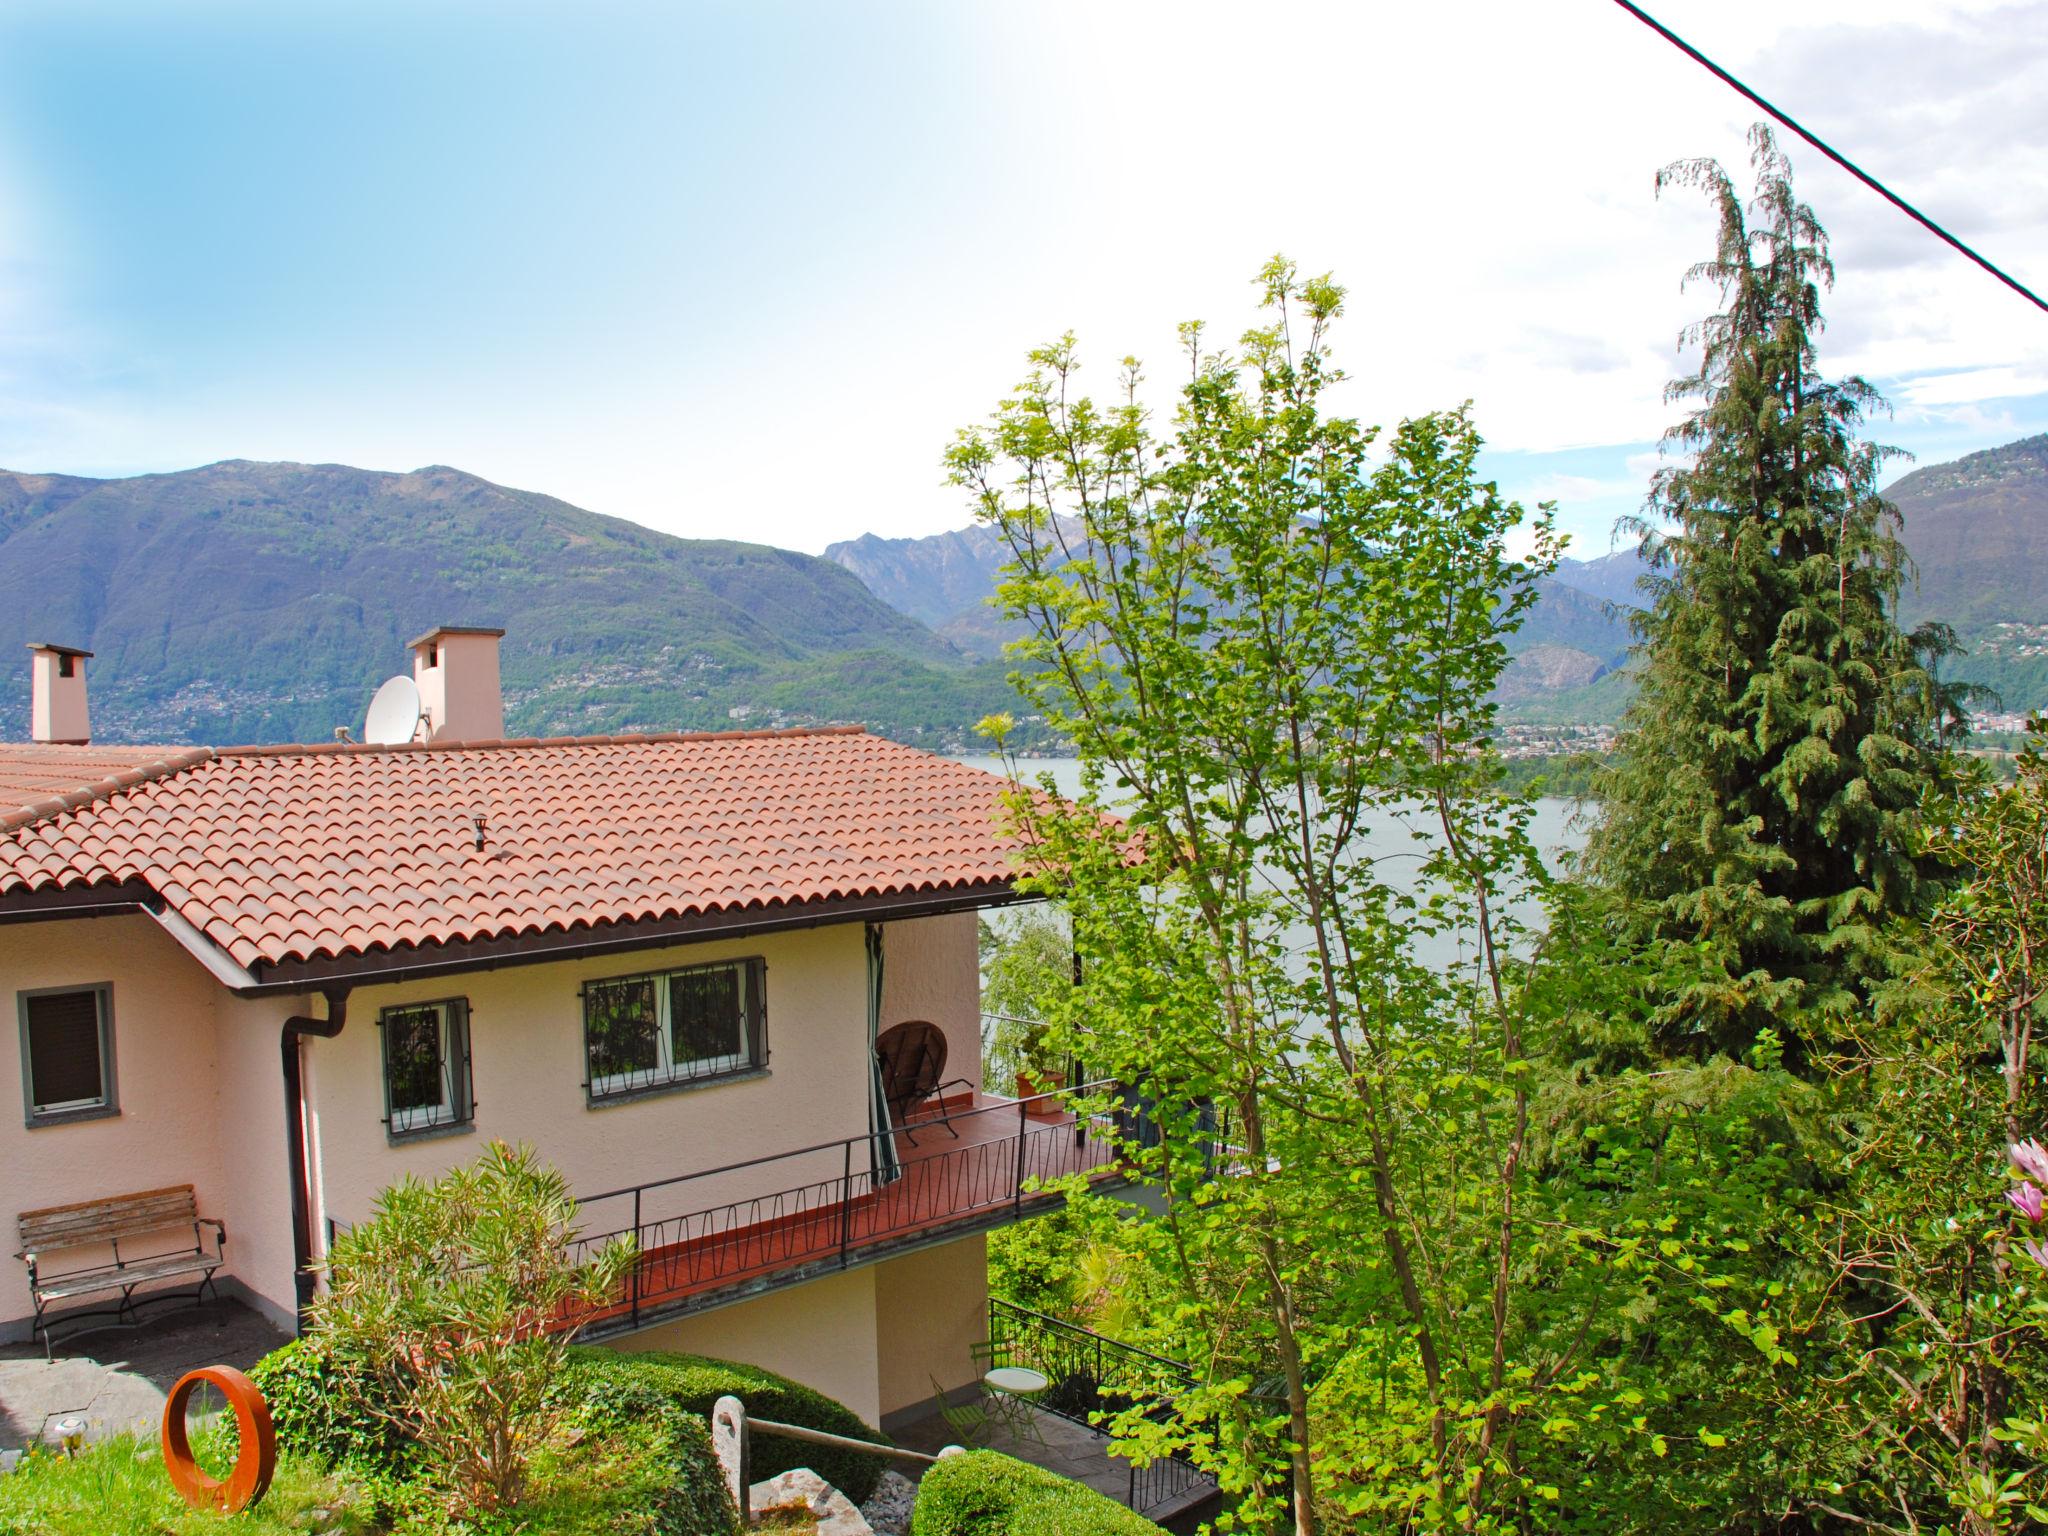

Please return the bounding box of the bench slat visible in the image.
[18,1185,204,1251]
[33,1251,220,1302]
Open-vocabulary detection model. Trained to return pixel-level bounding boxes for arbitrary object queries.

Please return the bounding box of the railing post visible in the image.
[630,1189,642,1328]
[1014,1096,1029,1216]
[839,1139,854,1267]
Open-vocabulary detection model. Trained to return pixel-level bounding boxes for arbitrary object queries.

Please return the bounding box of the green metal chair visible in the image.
[930,1374,993,1446]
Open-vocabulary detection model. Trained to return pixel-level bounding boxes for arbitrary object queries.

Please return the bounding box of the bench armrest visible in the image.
[196,1217,227,1250]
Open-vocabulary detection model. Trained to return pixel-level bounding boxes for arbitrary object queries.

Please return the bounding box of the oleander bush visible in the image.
[909,1449,1168,1536]
[566,1347,890,1502]
[312,1141,636,1512]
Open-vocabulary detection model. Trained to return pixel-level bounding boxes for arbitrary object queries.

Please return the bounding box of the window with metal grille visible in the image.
[583,958,765,1102]
[379,999,472,1137]
[17,985,115,1125]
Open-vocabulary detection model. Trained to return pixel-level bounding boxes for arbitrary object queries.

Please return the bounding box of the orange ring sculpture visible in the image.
[161,1364,277,1513]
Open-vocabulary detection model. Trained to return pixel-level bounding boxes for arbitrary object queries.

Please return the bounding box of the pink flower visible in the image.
[2010,1182,2046,1223]
[2027,1239,2048,1274]
[2012,1140,2048,1185]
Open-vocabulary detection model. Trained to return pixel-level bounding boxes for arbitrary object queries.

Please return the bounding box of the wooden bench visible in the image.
[15,1185,227,1358]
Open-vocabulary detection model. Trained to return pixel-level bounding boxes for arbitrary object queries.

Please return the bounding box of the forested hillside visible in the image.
[834,435,2048,719]
[0,460,1017,747]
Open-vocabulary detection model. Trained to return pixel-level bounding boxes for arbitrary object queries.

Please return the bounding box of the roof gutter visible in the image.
[145,902,261,990]
[232,884,1038,997]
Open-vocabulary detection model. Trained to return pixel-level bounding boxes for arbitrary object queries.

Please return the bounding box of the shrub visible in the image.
[568,1347,890,1503]
[312,1141,636,1511]
[909,1449,1168,1535]
[544,1362,739,1536]
[244,1334,413,1473]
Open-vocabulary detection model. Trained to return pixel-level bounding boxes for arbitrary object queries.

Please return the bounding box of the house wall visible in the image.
[304,920,885,1254]
[879,910,982,1098]
[0,905,987,1342]
[213,991,305,1330]
[872,1234,989,1429]
[618,1233,989,1432]
[623,1265,885,1427]
[0,914,228,1331]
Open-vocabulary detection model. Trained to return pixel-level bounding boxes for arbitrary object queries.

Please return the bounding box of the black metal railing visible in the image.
[568,1082,1140,1331]
[985,1297,1220,1518]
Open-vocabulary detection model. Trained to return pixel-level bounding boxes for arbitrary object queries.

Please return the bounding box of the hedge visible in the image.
[243,1335,415,1474]
[246,1336,886,1513]
[909,1450,1170,1536]
[567,1347,891,1503]
[549,1360,739,1536]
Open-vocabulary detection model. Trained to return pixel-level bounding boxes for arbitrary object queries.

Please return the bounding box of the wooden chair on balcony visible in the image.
[876,1020,974,1146]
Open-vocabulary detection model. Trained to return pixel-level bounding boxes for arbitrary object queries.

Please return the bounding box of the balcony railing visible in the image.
[985,1297,1220,1519]
[567,1082,1141,1334]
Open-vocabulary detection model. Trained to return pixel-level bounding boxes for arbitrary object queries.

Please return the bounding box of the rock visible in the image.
[858,1469,917,1536]
[0,1448,21,1477]
[749,1467,873,1534]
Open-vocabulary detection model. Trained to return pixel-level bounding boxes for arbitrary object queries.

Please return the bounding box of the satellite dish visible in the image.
[363,675,424,746]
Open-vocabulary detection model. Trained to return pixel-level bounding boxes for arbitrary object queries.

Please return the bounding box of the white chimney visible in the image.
[27,643,92,745]
[409,626,505,742]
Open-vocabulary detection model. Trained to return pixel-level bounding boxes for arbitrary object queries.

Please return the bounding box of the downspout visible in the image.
[283,989,348,1327]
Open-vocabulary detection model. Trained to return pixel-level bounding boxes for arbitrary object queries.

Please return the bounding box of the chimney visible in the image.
[409,626,505,742]
[27,643,92,745]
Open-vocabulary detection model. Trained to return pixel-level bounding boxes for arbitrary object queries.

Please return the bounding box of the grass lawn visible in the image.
[0,1414,734,1536]
[0,1429,374,1536]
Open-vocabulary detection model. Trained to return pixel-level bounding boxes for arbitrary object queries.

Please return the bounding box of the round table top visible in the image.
[982,1366,1050,1395]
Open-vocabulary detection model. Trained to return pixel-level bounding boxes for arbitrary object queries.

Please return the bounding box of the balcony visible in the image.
[569,1083,1136,1337]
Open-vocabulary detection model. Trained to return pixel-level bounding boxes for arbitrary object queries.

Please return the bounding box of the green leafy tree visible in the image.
[1797,726,2048,1532]
[951,258,1689,1534]
[979,907,1075,1090]
[312,1141,636,1513]
[1585,125,1950,1064]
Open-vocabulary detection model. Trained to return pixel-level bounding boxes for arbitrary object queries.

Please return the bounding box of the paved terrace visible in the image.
[0,1301,287,1457]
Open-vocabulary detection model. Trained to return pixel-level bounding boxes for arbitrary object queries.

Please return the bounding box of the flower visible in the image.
[2009,1182,2046,1223]
[2027,1238,2048,1275]
[2012,1139,2048,1185]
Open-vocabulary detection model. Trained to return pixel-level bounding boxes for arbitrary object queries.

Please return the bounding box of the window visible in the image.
[17,985,116,1126]
[583,958,765,1102]
[379,999,472,1138]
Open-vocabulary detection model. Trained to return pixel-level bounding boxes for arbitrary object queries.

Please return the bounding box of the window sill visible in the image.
[23,1103,120,1131]
[386,1117,477,1148]
[586,1065,770,1110]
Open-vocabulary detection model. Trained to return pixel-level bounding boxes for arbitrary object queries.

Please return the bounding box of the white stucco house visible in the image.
[0,630,1118,1433]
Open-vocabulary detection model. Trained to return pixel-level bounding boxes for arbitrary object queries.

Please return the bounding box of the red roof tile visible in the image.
[0,744,213,825]
[0,728,1032,972]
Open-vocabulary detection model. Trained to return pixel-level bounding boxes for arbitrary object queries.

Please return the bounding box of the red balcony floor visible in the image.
[573,1093,1125,1333]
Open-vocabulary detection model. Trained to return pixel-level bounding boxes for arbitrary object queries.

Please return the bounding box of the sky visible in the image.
[1,0,2045,560]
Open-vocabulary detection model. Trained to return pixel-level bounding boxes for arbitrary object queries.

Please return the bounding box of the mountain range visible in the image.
[0,461,1012,747]
[830,434,2048,722]
[2,435,2042,749]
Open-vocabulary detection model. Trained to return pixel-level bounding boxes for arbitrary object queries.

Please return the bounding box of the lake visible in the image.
[953,756,1589,974]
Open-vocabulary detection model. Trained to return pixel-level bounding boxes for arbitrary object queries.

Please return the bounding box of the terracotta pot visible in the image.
[1017,1070,1066,1117]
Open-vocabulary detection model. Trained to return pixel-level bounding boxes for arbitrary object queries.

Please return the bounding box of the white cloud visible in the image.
[1896,365,2048,406]
[2,0,2043,551]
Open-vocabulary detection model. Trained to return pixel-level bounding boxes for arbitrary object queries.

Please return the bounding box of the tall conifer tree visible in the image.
[1586,127,1948,1063]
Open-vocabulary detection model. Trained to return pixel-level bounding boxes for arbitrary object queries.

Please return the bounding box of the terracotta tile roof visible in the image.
[0,744,215,827]
[0,727,1031,972]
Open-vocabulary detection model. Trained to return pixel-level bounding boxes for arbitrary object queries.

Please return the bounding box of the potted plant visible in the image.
[1016,1047,1066,1117]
